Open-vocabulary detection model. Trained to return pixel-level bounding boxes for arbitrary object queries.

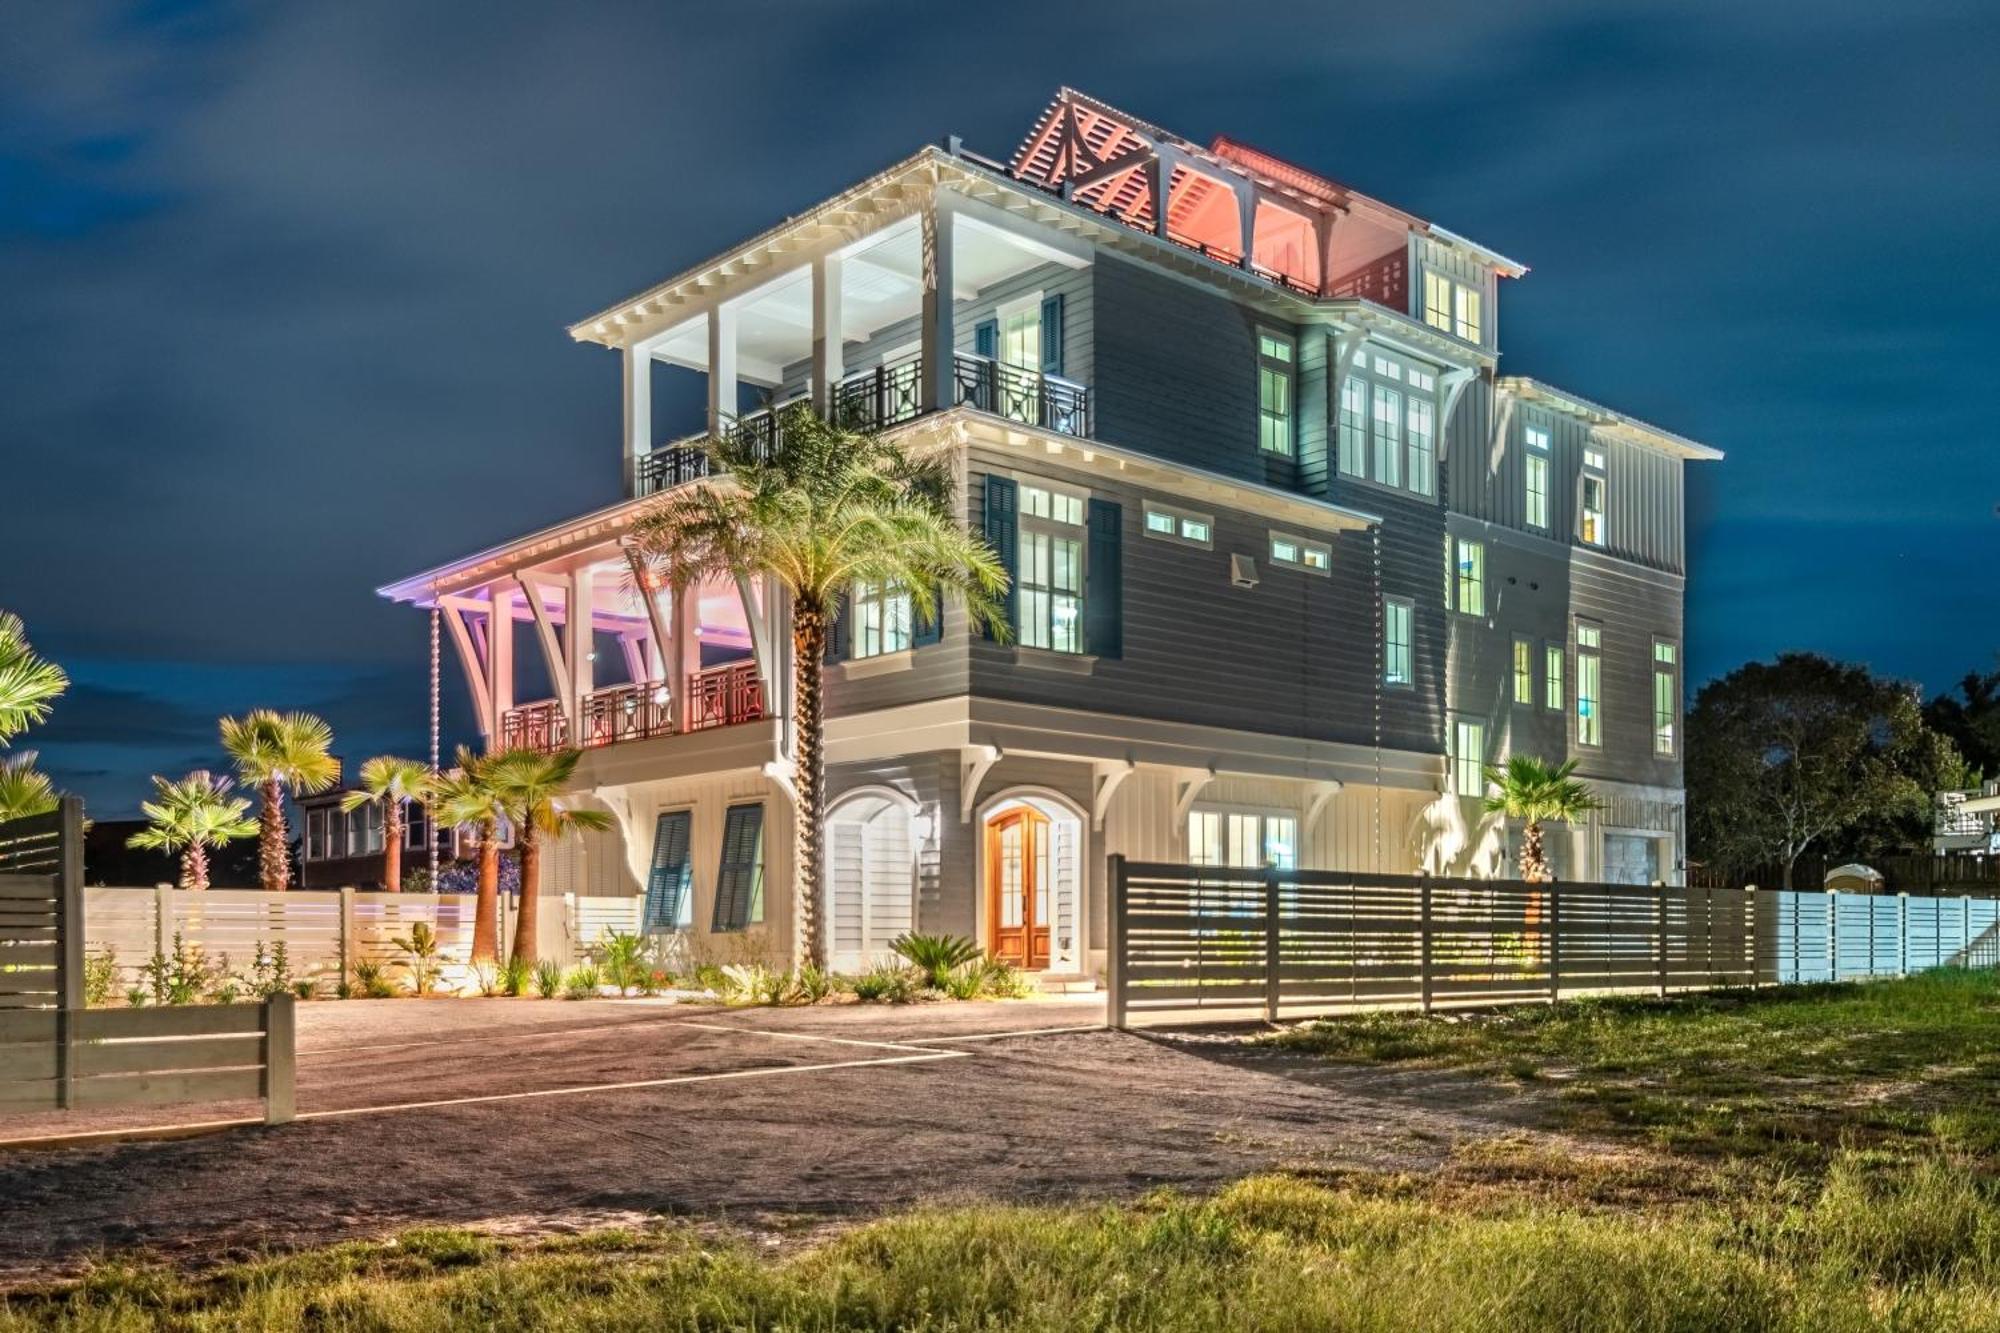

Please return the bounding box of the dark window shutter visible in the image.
[823,600,847,664]
[712,803,766,931]
[913,582,944,646]
[974,318,999,360]
[1086,498,1122,659]
[983,475,1018,640]
[1040,294,1065,376]
[644,811,693,933]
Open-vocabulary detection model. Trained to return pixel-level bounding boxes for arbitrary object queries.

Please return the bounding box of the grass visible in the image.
[11,1160,2000,1331]
[1268,968,2000,1166]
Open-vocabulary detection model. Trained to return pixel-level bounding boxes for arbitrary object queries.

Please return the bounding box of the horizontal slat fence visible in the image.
[1108,857,1999,1028]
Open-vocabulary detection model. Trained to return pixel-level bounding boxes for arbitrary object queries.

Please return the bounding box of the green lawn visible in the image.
[1269,968,2000,1165]
[10,1162,2000,1331]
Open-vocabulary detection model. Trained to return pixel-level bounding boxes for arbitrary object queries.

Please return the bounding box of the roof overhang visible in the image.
[1498,376,1724,461]
[377,497,652,606]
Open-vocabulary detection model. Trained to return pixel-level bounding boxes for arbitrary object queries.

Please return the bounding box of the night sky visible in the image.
[4,1,1995,817]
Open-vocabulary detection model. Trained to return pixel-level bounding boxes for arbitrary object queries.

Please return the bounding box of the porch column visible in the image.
[671,576,699,732]
[567,567,595,724]
[811,253,844,415]
[707,302,739,434]
[622,344,651,495]
[486,584,514,745]
[1234,180,1257,271]
[919,195,957,414]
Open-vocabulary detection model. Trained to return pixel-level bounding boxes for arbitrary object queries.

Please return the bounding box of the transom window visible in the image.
[1188,807,1299,870]
[1384,596,1413,687]
[852,580,912,659]
[1338,345,1438,497]
[1580,448,1607,546]
[1524,424,1550,530]
[1451,718,1488,796]
[1423,271,1484,343]
[1577,621,1603,747]
[1269,532,1331,574]
[1019,482,1086,654]
[1143,502,1212,549]
[1258,330,1294,456]
[1454,538,1485,617]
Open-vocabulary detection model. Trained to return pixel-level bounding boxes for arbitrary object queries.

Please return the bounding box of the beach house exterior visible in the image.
[380,89,1720,980]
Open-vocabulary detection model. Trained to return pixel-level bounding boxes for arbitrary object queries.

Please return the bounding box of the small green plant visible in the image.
[533,959,563,999]
[691,962,728,995]
[890,933,982,989]
[143,932,213,1006]
[352,960,399,999]
[594,931,651,996]
[391,922,443,996]
[334,979,355,1000]
[979,958,1033,999]
[562,963,602,1000]
[82,948,118,1007]
[498,956,532,997]
[640,967,671,997]
[471,961,499,997]
[790,964,837,1005]
[212,980,241,1005]
[939,965,985,1001]
[850,964,922,1004]
[248,940,294,1000]
[292,978,317,1001]
[123,985,149,1008]
[719,963,788,1005]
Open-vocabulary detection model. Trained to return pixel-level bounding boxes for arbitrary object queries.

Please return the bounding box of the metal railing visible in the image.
[952,354,1091,436]
[832,355,924,433]
[499,662,765,754]
[576,681,675,748]
[684,661,764,732]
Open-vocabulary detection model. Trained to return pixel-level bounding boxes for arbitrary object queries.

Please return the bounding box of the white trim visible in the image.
[959,744,1003,824]
[1092,759,1135,831]
[974,785,1091,973]
[1267,531,1332,575]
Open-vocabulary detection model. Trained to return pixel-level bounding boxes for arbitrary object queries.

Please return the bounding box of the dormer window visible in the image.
[1422,271,1483,343]
[1338,345,1438,498]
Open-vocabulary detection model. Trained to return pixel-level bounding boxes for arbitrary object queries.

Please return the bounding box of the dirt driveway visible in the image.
[0,998,1542,1277]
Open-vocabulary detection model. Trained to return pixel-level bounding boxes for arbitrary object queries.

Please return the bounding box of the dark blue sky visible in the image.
[4,1,1995,816]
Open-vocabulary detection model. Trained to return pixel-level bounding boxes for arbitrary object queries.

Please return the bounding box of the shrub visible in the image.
[719,963,786,1005]
[594,931,651,996]
[980,958,1034,999]
[248,940,294,1000]
[292,978,317,1001]
[939,965,986,1001]
[82,948,118,1008]
[690,962,728,995]
[471,961,499,997]
[890,933,982,989]
[211,981,241,1005]
[790,964,838,1005]
[123,985,148,1008]
[533,959,563,999]
[143,933,213,1006]
[562,964,602,1000]
[640,967,672,997]
[851,964,922,1004]
[352,960,399,999]
[498,956,533,998]
[392,922,443,996]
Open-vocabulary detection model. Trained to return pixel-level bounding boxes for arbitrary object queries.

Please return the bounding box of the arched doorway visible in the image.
[980,791,1085,973]
[825,788,919,974]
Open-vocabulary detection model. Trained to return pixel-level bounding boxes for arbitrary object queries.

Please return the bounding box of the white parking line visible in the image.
[907,1024,1107,1045]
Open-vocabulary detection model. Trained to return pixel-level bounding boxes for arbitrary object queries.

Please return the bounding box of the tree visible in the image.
[126,771,259,891]
[430,747,509,963]
[482,747,612,966]
[1925,663,2000,778]
[220,710,339,892]
[1686,654,1961,887]
[631,405,1008,968]
[0,611,67,744]
[338,756,434,893]
[0,752,57,824]
[1482,755,1604,883]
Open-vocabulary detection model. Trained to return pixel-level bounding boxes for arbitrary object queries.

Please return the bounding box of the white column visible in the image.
[486,584,514,740]
[568,567,595,721]
[1235,182,1257,271]
[812,253,844,414]
[707,303,738,434]
[919,196,956,414]
[622,344,652,494]
[671,577,699,732]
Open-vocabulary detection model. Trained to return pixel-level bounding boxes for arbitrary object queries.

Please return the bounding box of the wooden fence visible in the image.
[1106,857,2000,1028]
[0,800,294,1124]
[81,886,646,993]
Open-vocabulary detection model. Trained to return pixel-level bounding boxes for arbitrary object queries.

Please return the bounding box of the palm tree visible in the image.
[0,611,67,745]
[430,747,509,963]
[220,710,339,892]
[0,752,57,823]
[1482,755,1604,884]
[631,404,1007,968]
[483,747,612,966]
[338,756,434,892]
[127,771,259,891]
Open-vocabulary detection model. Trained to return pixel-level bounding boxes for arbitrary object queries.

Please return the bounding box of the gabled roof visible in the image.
[1498,377,1724,462]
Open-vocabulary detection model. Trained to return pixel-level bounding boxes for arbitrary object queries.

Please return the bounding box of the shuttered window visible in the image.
[711,804,766,932]
[1019,482,1086,653]
[852,581,912,658]
[644,810,693,933]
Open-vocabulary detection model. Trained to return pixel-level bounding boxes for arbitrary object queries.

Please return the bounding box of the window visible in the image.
[1258,330,1294,456]
[643,810,694,933]
[1371,383,1403,488]
[712,803,766,931]
[1524,425,1550,530]
[1451,719,1487,796]
[1423,271,1453,333]
[1340,347,1439,496]
[1577,621,1603,747]
[1454,284,1483,344]
[1338,375,1367,477]
[1143,502,1212,548]
[1580,448,1606,546]
[852,580,912,659]
[306,809,326,861]
[1018,482,1086,653]
[1423,270,1483,343]
[1405,394,1436,498]
[1269,532,1330,574]
[1384,597,1413,687]
[1544,643,1564,712]
[1187,807,1298,870]
[1653,641,1679,757]
[354,802,383,856]
[1454,538,1485,617]
[1513,636,1534,706]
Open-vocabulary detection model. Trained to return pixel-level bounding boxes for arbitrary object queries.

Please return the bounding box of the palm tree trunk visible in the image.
[259,777,289,891]
[1520,819,1550,885]
[792,604,829,971]
[512,827,541,966]
[471,833,500,963]
[182,844,210,892]
[383,800,403,892]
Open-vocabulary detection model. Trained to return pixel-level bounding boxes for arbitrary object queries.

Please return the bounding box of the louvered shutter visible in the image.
[974,318,998,359]
[1039,294,1064,376]
[983,476,1017,640]
[913,582,944,646]
[711,804,767,931]
[643,811,693,933]
[1085,498,1122,659]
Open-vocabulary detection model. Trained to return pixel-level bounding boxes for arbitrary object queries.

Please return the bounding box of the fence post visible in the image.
[338,886,355,991]
[1105,855,1127,1030]
[55,797,84,1110]
[1654,880,1668,997]
[1547,882,1561,1004]
[1263,867,1282,1025]
[262,991,296,1126]
[1418,875,1434,1014]
[153,882,173,959]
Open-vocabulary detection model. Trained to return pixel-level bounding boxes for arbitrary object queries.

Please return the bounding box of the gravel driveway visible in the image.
[0,997,1542,1278]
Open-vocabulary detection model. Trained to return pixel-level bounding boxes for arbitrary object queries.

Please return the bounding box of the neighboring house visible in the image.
[378,89,1721,978]
[1936,781,2000,858]
[296,789,464,890]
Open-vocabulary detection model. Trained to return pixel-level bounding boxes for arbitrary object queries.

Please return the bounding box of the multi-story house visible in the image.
[380,89,1720,978]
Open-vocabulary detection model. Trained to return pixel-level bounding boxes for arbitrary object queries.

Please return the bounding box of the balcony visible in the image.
[498,662,765,754]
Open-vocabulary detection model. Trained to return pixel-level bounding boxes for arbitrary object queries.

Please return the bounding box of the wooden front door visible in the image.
[986,808,1051,970]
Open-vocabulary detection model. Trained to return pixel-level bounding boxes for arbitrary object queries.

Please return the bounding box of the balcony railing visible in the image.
[498,662,766,754]
[952,354,1091,437]
[832,355,924,433]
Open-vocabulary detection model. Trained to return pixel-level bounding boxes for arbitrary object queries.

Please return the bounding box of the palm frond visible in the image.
[1481,754,1606,824]
[0,751,58,823]
[0,611,68,744]
[126,771,259,853]
[221,709,340,794]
